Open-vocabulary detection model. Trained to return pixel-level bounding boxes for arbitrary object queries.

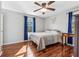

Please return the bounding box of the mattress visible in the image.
[29,31,62,50]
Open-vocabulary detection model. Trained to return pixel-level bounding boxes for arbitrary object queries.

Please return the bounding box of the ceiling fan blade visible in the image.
[48,1,55,5]
[34,2,41,6]
[33,8,42,12]
[42,3,46,7]
[47,8,55,11]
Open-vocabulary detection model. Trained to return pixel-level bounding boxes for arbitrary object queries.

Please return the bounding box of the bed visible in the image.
[29,30,62,51]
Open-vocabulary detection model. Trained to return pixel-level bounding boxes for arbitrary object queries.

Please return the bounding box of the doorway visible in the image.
[73,15,79,57]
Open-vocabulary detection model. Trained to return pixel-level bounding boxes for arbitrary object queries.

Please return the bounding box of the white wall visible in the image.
[3,9,24,45]
[2,9,44,45]
[0,1,3,56]
[0,2,1,46]
[36,17,45,32]
[44,12,68,33]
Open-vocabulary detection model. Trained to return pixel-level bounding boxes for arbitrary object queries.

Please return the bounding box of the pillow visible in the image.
[45,29,62,33]
[52,29,61,32]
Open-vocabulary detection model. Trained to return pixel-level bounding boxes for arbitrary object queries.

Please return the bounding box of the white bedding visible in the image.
[29,31,62,51]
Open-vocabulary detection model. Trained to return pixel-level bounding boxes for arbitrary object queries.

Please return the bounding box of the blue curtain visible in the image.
[24,16,28,40]
[32,17,36,32]
[68,12,73,44]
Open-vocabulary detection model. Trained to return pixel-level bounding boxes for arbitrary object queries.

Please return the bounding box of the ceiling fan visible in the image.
[33,1,55,14]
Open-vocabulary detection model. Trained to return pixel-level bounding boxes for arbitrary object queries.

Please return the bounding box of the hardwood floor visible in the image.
[1,41,74,57]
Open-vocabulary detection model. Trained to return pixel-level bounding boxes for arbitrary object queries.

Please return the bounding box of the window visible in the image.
[72,16,75,34]
[27,17,33,32]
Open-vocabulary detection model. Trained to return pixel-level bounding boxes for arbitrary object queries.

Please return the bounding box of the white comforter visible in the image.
[29,31,62,51]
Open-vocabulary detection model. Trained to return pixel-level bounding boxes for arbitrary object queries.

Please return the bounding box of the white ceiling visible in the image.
[2,1,79,18]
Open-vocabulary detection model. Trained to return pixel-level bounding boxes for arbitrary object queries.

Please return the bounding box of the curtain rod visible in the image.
[72,9,79,13]
[66,9,79,14]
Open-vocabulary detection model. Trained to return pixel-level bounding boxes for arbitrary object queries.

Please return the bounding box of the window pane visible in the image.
[27,18,32,32]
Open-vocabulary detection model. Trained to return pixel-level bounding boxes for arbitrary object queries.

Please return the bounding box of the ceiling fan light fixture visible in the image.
[40,8,47,12]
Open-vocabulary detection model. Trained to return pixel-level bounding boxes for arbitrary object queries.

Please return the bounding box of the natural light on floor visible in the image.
[15,46,26,57]
[27,45,35,57]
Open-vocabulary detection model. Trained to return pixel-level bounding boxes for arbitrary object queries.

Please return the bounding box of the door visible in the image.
[74,15,79,57]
